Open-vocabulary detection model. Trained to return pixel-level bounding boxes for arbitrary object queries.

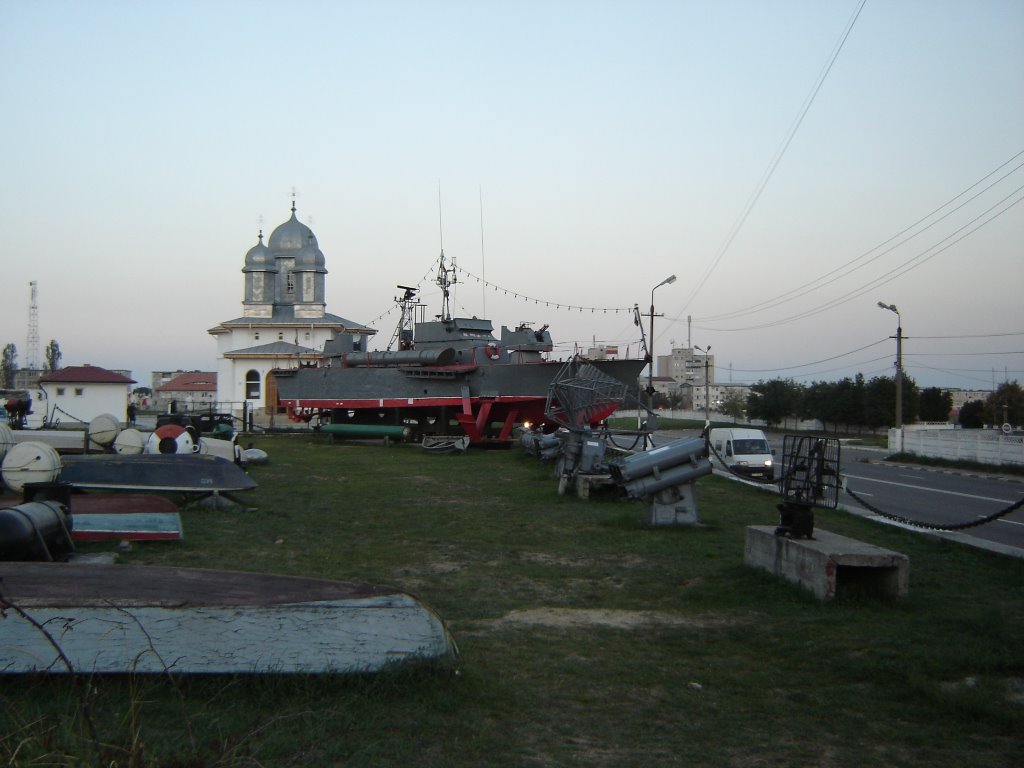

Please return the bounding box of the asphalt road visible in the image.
[654,428,1024,557]
[838,445,1024,553]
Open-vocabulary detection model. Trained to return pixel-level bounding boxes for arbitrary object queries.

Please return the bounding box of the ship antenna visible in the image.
[479,184,486,319]
[435,181,457,321]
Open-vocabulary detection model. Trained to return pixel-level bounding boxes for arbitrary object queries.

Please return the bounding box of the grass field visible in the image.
[2,434,1023,767]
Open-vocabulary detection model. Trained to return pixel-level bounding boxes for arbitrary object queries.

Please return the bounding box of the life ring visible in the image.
[147,423,197,455]
[485,343,501,360]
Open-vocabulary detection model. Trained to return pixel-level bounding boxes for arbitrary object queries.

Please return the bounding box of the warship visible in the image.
[272,255,647,445]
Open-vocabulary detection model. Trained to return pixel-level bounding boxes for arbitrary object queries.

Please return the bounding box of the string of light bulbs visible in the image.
[452,264,634,315]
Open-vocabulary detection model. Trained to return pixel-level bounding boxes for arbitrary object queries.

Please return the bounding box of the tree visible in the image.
[747,378,804,427]
[918,387,953,422]
[959,399,986,428]
[802,377,863,433]
[719,390,747,422]
[985,381,1024,426]
[864,373,919,428]
[1,344,16,389]
[801,380,835,430]
[44,340,62,372]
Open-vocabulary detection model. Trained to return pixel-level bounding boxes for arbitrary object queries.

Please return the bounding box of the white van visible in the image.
[708,428,774,482]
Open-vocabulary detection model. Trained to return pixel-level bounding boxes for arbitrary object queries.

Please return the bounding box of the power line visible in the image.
[696,150,1024,323]
[674,0,867,318]
[725,337,889,373]
[687,184,1024,333]
[911,331,1024,340]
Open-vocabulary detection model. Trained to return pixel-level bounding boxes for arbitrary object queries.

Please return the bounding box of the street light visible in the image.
[877,301,903,429]
[646,274,677,405]
[694,344,712,426]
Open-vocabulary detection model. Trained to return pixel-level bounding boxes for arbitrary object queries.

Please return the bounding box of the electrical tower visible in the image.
[27,281,40,370]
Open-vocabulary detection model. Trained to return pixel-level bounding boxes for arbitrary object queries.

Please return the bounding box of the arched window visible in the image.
[245,370,261,400]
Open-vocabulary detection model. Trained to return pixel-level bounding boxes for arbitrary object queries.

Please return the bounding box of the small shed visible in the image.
[35,365,136,427]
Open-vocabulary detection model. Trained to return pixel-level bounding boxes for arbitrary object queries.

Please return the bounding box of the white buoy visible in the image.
[88,413,122,447]
[2,441,61,493]
[241,447,269,465]
[113,428,146,455]
[0,423,14,462]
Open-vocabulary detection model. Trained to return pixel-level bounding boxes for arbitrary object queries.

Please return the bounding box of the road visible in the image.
[838,445,1024,553]
[654,429,1024,556]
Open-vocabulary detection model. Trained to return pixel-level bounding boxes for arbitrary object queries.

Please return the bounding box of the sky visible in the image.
[1,0,1022,392]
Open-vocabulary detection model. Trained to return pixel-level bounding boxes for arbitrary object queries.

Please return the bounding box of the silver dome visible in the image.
[242,232,276,273]
[268,204,318,254]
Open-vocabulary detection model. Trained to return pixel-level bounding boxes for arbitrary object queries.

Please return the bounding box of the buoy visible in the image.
[1,441,61,493]
[89,413,122,447]
[113,428,146,455]
[241,447,269,465]
[0,424,14,462]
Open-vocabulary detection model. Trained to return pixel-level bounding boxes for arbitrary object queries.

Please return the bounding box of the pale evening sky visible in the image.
[1,0,1021,391]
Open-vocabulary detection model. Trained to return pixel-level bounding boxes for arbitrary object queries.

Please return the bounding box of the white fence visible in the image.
[896,429,1024,467]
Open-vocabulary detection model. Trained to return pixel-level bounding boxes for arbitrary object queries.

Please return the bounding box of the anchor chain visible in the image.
[843,482,1024,532]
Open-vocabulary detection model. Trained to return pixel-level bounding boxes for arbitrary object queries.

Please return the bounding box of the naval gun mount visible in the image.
[609,437,713,526]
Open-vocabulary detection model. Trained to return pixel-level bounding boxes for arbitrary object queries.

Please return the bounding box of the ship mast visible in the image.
[436,249,458,322]
[387,285,423,351]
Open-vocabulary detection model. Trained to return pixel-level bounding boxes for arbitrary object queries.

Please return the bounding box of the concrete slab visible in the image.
[744,525,909,601]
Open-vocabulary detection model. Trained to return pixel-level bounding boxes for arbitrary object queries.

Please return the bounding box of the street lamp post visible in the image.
[646,274,677,408]
[694,344,711,425]
[877,302,903,429]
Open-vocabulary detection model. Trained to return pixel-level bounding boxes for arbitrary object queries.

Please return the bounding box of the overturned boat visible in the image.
[273,257,647,445]
[0,562,457,674]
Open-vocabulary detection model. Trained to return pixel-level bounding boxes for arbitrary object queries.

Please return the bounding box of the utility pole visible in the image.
[695,345,711,426]
[878,302,903,429]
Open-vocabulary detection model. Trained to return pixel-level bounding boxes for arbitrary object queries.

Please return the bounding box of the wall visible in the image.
[894,428,1024,467]
[33,382,130,427]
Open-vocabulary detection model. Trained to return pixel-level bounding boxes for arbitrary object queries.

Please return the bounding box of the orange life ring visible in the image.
[485,343,501,360]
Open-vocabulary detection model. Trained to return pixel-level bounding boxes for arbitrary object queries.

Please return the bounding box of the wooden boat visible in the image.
[0,493,184,542]
[0,563,458,674]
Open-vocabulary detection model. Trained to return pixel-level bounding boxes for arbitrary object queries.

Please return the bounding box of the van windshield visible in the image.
[733,439,769,455]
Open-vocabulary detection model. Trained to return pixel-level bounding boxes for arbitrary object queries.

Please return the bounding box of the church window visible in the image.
[278,332,284,341]
[254,332,260,341]
[245,370,261,399]
[286,270,294,294]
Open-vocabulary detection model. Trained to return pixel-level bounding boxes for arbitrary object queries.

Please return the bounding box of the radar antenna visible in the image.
[388,285,424,351]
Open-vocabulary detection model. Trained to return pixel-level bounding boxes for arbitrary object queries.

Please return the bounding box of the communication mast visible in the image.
[26,281,40,370]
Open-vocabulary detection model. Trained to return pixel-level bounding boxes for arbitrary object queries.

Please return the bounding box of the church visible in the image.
[207,202,375,418]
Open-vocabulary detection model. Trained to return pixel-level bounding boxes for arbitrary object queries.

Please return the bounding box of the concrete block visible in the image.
[573,473,617,500]
[744,526,909,601]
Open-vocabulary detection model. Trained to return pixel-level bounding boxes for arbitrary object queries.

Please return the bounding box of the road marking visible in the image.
[843,474,1016,504]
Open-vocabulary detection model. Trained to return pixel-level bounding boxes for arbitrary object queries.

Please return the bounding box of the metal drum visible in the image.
[0,501,74,561]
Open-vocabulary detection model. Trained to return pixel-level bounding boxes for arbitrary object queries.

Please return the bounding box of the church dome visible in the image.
[242,232,276,273]
[268,203,318,254]
[295,234,327,272]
